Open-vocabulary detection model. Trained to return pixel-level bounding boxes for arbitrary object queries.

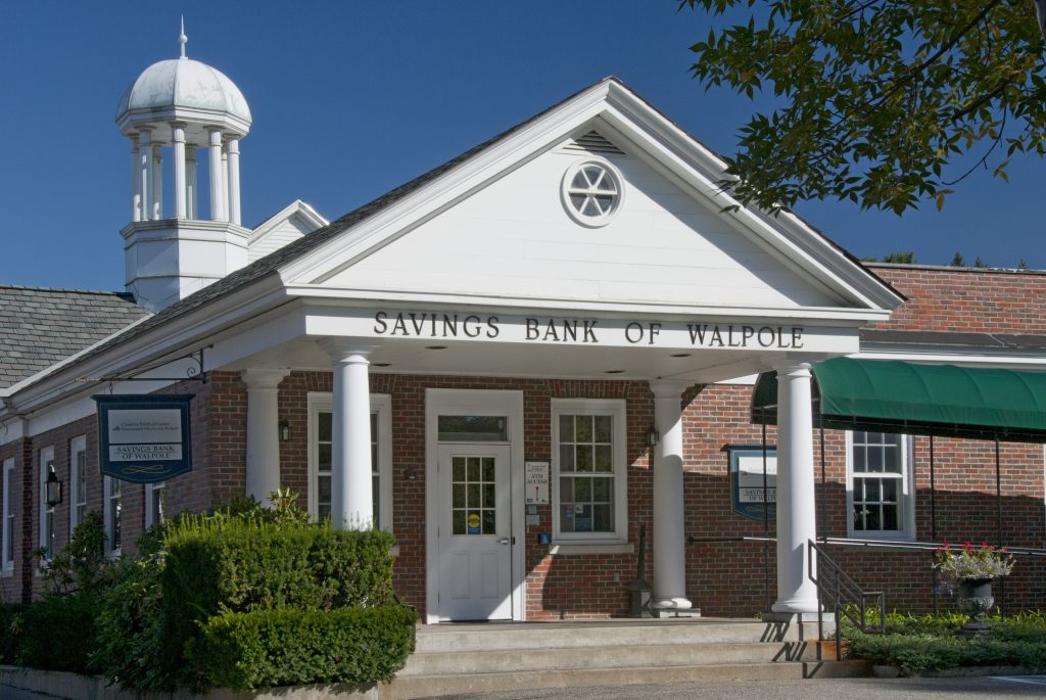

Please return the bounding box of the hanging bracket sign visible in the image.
[728,445,777,521]
[94,395,193,483]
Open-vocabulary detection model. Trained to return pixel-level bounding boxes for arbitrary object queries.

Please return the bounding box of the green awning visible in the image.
[752,358,1046,443]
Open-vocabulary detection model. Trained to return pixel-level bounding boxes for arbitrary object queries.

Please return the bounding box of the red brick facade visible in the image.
[2,265,1044,615]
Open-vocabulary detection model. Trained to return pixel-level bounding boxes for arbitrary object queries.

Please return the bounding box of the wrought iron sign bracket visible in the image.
[78,345,212,385]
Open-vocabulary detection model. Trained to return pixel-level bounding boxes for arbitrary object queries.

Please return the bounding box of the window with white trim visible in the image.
[39,446,56,560]
[2,458,14,573]
[104,476,122,554]
[847,431,914,538]
[552,399,628,542]
[145,482,166,528]
[69,435,87,533]
[307,393,393,531]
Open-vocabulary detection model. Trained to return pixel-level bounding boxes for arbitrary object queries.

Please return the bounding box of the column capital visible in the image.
[318,338,380,364]
[226,137,240,153]
[648,379,691,400]
[138,128,153,144]
[169,122,187,141]
[772,361,813,378]
[207,127,223,145]
[240,368,290,390]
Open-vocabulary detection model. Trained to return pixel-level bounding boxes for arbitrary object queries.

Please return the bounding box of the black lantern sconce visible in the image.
[279,419,291,442]
[45,466,63,508]
[646,428,660,447]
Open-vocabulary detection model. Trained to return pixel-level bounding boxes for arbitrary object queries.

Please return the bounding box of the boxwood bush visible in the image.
[188,604,416,691]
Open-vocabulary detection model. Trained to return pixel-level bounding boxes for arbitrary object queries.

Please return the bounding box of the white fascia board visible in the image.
[286,286,893,324]
[5,276,288,413]
[596,87,903,311]
[279,85,614,285]
[853,349,1046,369]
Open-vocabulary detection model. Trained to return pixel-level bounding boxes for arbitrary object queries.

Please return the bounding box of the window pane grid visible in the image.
[451,456,496,535]
[851,431,905,533]
[559,413,615,534]
[74,448,87,527]
[318,411,381,526]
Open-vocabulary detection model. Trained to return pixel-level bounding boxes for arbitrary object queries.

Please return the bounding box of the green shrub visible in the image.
[848,629,1046,675]
[0,604,25,664]
[91,555,170,691]
[17,593,100,674]
[187,604,416,691]
[160,519,395,688]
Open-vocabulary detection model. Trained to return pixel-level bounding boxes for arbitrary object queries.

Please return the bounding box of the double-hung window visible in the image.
[69,435,87,533]
[145,482,166,528]
[104,476,122,555]
[307,393,393,530]
[39,446,56,561]
[551,399,628,542]
[2,458,14,574]
[847,431,914,539]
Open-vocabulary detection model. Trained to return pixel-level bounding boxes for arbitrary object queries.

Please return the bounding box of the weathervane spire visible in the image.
[178,16,188,58]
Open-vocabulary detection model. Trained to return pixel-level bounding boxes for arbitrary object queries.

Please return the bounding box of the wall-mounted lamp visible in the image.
[45,466,63,508]
[278,419,291,442]
[647,428,660,447]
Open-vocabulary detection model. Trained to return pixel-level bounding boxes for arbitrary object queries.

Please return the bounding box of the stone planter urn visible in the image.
[958,578,994,637]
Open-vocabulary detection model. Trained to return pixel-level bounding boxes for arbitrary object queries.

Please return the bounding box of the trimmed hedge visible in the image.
[160,519,396,688]
[187,604,416,691]
[17,594,99,674]
[849,629,1046,675]
[1,604,24,664]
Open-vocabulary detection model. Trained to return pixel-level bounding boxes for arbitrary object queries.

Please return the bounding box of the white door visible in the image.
[436,443,513,620]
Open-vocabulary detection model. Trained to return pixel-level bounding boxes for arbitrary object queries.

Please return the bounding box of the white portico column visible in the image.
[242,369,290,506]
[208,128,225,221]
[321,340,375,530]
[171,123,187,219]
[226,138,241,225]
[772,363,820,615]
[650,380,693,611]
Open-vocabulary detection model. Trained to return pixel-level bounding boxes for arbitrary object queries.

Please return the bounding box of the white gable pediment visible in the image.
[280,80,902,318]
[249,200,328,262]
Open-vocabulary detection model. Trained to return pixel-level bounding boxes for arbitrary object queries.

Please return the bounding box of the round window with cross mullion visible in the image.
[561,159,623,227]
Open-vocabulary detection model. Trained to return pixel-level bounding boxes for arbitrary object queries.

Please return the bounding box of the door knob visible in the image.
[498,537,511,545]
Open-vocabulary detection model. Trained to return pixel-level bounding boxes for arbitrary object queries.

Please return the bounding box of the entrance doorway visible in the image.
[425,389,524,623]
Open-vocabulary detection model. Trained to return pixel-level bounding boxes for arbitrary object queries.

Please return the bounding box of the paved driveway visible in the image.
[437,676,1046,699]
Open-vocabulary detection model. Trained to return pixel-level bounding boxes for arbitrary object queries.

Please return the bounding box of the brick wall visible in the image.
[867,264,1046,333]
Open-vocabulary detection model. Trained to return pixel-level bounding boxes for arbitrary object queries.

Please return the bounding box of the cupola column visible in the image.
[207,128,225,221]
[227,138,241,226]
[137,128,152,223]
[151,143,163,220]
[186,145,198,219]
[130,134,141,222]
[171,123,187,219]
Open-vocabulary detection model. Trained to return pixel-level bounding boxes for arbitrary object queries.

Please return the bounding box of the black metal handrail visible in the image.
[808,539,886,661]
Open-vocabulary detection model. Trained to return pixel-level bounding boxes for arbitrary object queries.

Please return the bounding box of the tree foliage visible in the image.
[681,1,1046,214]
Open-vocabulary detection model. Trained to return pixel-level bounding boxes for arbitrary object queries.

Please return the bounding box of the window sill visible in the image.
[549,542,634,556]
[842,532,916,543]
[1,567,12,578]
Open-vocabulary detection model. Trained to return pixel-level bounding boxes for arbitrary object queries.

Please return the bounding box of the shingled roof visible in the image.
[0,286,150,389]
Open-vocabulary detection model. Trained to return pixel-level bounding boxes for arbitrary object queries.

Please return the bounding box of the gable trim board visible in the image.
[0,77,901,424]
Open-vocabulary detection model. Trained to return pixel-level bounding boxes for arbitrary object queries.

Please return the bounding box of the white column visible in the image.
[130,134,141,222]
[151,143,163,220]
[138,128,152,223]
[186,145,198,219]
[226,137,241,226]
[772,363,820,615]
[220,144,229,223]
[321,340,375,530]
[208,128,225,221]
[242,369,290,506]
[650,380,693,610]
[171,123,186,219]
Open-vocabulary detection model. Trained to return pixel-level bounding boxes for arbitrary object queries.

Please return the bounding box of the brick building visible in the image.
[1,44,1044,623]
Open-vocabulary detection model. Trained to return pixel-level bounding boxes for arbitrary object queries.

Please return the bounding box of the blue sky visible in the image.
[2,1,1042,292]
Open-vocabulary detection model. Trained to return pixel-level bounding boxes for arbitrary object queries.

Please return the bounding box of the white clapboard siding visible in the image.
[323,139,844,309]
[249,213,319,262]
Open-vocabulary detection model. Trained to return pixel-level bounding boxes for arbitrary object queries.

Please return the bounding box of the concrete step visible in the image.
[400,641,820,676]
[387,660,871,698]
[414,620,822,653]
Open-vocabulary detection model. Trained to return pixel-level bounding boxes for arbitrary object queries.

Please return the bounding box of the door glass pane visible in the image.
[451,452,497,535]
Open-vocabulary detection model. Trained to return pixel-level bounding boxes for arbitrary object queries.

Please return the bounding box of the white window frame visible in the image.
[69,435,87,534]
[551,398,628,544]
[145,482,166,528]
[103,475,122,556]
[307,392,393,531]
[845,430,915,540]
[38,446,56,561]
[2,457,14,575]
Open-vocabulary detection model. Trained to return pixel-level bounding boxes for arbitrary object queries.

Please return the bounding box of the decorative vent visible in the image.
[563,130,625,156]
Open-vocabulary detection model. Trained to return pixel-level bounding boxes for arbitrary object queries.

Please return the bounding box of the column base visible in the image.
[651,607,702,619]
